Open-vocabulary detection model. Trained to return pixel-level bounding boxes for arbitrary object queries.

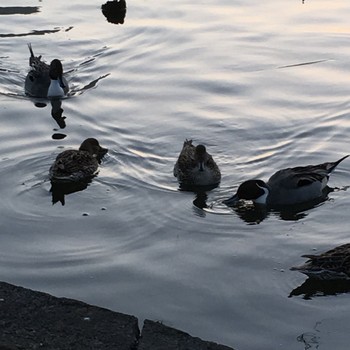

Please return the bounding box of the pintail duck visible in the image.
[49,138,108,182]
[174,139,221,187]
[223,155,348,206]
[25,43,69,98]
[291,243,350,280]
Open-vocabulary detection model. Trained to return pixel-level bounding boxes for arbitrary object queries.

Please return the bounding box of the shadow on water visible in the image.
[222,186,344,224]
[101,0,127,25]
[297,331,320,350]
[192,191,209,209]
[50,99,67,130]
[69,73,110,97]
[222,198,326,224]
[231,203,269,225]
[192,191,209,217]
[0,6,40,15]
[30,99,68,132]
[179,184,220,218]
[289,278,350,300]
[50,180,91,206]
[0,28,72,39]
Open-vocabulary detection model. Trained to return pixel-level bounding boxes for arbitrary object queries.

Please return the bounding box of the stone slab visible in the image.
[138,319,234,350]
[0,282,139,350]
[0,282,235,350]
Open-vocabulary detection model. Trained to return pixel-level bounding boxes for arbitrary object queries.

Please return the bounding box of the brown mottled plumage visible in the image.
[173,139,221,187]
[49,138,108,182]
[291,243,350,280]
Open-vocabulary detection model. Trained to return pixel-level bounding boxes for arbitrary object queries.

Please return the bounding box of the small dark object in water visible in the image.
[35,102,46,108]
[101,0,127,24]
[52,133,67,140]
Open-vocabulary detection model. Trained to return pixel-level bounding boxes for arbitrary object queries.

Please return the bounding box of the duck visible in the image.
[49,138,108,182]
[173,139,221,187]
[25,43,69,98]
[290,243,350,280]
[223,155,348,206]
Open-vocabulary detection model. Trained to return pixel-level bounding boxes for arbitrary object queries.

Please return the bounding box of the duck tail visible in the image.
[183,139,193,147]
[27,43,34,57]
[328,155,349,173]
[27,43,42,67]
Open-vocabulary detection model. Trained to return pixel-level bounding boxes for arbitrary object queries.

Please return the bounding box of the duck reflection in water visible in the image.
[31,99,67,131]
[231,193,332,224]
[50,99,66,129]
[50,181,90,206]
[289,277,350,300]
[290,243,350,299]
[49,138,108,205]
[101,0,127,24]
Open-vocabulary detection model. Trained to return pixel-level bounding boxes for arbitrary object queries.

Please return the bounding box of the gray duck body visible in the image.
[224,155,348,206]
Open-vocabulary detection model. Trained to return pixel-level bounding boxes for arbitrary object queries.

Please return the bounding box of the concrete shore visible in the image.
[0,281,234,350]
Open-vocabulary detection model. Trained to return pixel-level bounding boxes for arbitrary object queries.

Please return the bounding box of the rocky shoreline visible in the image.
[0,282,234,350]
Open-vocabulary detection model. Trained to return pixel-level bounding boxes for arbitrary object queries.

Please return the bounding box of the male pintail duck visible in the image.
[291,243,350,280]
[223,155,348,206]
[49,138,108,182]
[25,43,69,98]
[174,139,221,187]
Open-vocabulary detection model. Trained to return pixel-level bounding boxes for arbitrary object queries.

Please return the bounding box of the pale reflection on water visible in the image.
[0,1,350,349]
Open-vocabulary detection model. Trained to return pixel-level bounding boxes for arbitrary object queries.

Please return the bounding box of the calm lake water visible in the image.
[1,0,350,349]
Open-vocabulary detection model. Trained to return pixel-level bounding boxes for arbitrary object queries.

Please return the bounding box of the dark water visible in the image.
[1,0,350,349]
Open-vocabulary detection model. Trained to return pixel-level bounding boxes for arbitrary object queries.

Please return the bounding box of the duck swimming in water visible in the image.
[49,138,108,182]
[173,139,221,187]
[223,155,348,206]
[25,43,69,98]
[291,243,350,280]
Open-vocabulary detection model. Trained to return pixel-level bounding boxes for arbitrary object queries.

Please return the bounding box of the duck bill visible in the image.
[223,193,239,206]
[97,147,108,161]
[99,147,108,156]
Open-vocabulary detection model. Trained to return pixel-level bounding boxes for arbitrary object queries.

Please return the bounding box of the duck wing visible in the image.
[291,243,350,279]
[269,155,349,189]
[50,150,99,181]
[173,139,196,177]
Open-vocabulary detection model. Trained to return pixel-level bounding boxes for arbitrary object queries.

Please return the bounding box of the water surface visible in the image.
[1,1,350,349]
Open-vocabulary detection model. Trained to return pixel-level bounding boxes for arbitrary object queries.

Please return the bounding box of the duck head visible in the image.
[195,144,208,172]
[47,59,67,98]
[49,59,66,89]
[223,179,269,206]
[79,138,108,161]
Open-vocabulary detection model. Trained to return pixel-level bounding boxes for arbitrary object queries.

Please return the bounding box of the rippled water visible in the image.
[1,0,350,349]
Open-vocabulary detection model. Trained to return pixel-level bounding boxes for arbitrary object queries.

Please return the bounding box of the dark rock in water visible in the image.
[101,0,127,24]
